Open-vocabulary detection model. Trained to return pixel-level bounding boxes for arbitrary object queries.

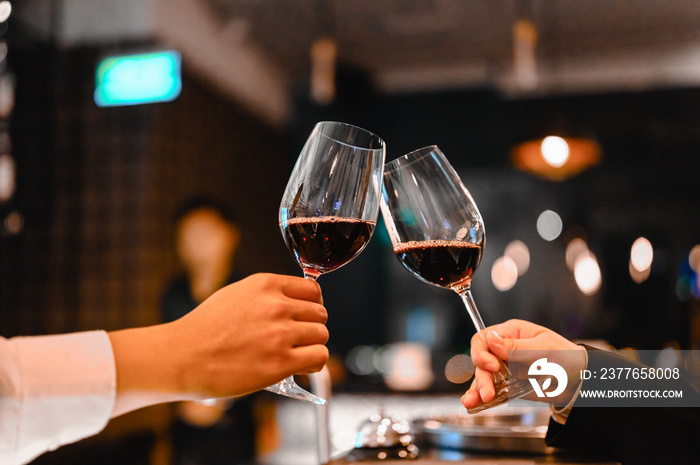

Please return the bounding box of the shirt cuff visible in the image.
[12,331,116,464]
[550,347,588,425]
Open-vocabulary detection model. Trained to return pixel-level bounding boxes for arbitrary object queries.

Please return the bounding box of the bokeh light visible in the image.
[0,1,11,23]
[689,244,700,274]
[537,209,563,241]
[491,256,518,291]
[541,135,570,168]
[444,354,475,384]
[630,237,653,272]
[683,346,700,379]
[566,237,589,272]
[616,347,640,363]
[0,72,14,118]
[0,153,15,202]
[504,240,530,276]
[3,210,23,236]
[379,343,434,391]
[574,254,601,295]
[629,260,651,284]
[676,252,700,301]
[345,345,378,376]
[655,346,679,369]
[676,275,697,301]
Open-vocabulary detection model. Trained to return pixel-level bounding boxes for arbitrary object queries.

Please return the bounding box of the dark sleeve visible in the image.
[545,348,700,464]
[160,276,197,323]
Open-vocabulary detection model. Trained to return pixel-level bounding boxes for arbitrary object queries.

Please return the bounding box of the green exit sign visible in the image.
[94,50,182,107]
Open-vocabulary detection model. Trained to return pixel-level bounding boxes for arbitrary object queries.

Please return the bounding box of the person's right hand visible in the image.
[110,273,329,403]
[461,319,586,411]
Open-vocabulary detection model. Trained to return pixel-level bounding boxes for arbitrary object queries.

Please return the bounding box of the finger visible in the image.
[278,275,323,303]
[290,345,330,374]
[485,330,551,362]
[470,329,487,350]
[461,383,482,409]
[290,321,329,347]
[470,331,501,372]
[484,330,512,361]
[473,367,496,402]
[489,319,549,340]
[291,302,328,324]
[470,344,501,372]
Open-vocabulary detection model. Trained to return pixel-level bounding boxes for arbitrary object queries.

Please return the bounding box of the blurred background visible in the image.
[1,1,699,464]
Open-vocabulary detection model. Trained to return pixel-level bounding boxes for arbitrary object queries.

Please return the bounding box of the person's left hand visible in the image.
[461,319,585,411]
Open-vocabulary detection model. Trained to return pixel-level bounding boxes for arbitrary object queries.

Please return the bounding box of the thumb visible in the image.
[485,330,519,361]
[487,330,552,367]
[485,331,537,381]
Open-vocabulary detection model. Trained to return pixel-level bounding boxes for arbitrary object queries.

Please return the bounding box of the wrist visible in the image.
[109,323,188,395]
[109,323,207,417]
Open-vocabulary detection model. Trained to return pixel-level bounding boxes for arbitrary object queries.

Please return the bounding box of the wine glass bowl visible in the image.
[272,121,386,404]
[280,121,385,280]
[281,217,377,279]
[380,145,533,413]
[393,239,482,292]
[381,145,485,293]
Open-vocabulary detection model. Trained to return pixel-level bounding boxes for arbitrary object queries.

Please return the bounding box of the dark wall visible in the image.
[0,42,294,338]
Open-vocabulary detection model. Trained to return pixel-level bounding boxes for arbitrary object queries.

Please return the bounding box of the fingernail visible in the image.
[490,330,502,342]
[479,386,488,400]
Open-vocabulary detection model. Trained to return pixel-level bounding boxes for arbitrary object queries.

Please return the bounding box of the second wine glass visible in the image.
[379,145,534,413]
[273,121,386,404]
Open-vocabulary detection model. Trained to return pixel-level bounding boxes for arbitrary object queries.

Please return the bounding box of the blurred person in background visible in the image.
[161,196,259,465]
[463,319,700,465]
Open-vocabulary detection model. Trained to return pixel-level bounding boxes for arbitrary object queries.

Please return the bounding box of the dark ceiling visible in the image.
[208,0,700,94]
[12,0,700,125]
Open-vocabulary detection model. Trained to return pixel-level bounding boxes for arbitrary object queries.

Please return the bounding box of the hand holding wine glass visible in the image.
[379,145,534,413]
[273,121,386,404]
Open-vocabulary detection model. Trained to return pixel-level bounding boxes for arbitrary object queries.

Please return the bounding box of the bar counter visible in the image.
[328,448,620,465]
[268,392,621,465]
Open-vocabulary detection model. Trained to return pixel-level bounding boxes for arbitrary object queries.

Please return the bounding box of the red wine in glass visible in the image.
[282,217,375,279]
[394,240,482,289]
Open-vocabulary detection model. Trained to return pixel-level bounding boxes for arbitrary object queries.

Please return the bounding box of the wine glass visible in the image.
[272,121,386,404]
[379,145,534,413]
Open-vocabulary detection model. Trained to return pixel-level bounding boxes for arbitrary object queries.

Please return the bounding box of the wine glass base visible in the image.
[264,378,327,405]
[466,378,535,414]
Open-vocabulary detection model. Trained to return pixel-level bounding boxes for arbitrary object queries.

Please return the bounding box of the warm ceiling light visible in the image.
[511,135,601,181]
[513,19,538,91]
[310,37,337,105]
[541,136,569,167]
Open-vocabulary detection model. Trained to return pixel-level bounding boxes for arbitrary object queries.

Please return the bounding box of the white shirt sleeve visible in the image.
[0,331,116,465]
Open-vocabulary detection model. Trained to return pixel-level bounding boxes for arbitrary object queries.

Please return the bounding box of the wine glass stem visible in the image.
[457,287,509,385]
[457,287,485,331]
